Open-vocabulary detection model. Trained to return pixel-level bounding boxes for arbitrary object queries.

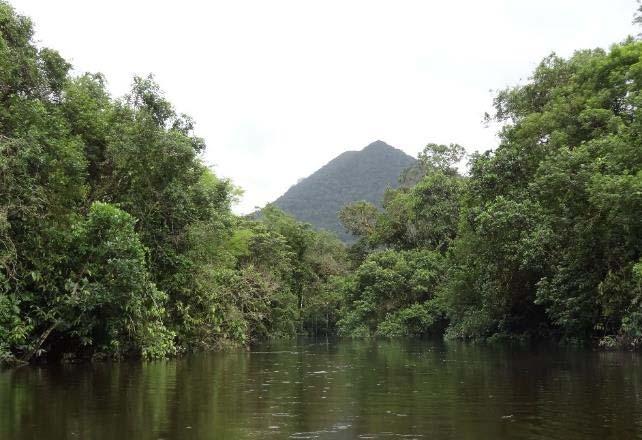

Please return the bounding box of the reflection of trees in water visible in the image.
[1,341,642,439]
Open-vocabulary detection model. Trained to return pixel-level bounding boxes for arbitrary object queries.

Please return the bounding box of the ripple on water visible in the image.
[2,339,642,440]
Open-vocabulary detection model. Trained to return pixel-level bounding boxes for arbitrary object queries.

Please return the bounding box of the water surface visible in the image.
[1,339,641,439]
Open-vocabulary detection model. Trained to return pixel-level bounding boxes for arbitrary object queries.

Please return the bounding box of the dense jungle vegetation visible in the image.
[0,1,640,364]
[0,2,349,363]
[337,45,642,346]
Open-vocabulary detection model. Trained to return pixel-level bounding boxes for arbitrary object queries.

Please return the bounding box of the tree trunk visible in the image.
[21,321,59,363]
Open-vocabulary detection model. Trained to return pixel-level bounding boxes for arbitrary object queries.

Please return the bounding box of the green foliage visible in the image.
[259,206,349,335]
[66,202,176,359]
[338,250,446,337]
[338,201,378,238]
[2,0,641,363]
[376,171,463,251]
[339,41,642,348]
[0,2,348,363]
[376,302,443,337]
[443,41,642,344]
[340,143,464,252]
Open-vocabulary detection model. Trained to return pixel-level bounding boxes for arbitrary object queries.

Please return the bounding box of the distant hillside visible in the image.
[273,140,416,241]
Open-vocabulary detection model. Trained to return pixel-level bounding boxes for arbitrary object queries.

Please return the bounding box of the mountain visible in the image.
[272,140,416,241]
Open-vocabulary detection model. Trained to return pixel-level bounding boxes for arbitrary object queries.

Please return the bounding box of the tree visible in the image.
[444,42,642,344]
[337,250,446,337]
[64,202,175,359]
[339,201,379,238]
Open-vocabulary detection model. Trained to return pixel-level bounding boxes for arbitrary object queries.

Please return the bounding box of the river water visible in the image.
[1,338,641,439]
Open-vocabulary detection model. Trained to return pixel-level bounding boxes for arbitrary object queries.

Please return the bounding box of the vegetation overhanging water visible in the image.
[0,0,641,369]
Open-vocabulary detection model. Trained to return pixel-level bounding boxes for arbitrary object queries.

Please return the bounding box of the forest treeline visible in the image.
[0,2,349,363]
[337,44,642,346]
[0,2,641,364]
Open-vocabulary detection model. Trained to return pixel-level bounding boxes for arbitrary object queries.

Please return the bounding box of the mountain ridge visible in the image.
[272,140,416,241]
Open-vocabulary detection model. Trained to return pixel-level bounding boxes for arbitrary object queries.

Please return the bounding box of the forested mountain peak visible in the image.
[363,139,396,150]
[272,140,416,240]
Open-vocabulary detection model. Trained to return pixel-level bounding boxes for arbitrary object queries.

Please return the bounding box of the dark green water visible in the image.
[1,339,642,439]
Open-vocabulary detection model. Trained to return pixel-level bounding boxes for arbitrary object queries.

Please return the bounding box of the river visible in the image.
[1,338,641,439]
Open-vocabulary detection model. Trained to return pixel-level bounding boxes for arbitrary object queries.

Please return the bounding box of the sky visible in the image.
[10,0,640,213]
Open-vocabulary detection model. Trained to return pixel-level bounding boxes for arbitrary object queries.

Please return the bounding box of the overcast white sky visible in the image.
[11,0,639,213]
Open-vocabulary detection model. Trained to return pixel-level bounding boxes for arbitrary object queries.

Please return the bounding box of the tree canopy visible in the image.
[0,1,348,363]
[1,1,641,364]
[340,40,642,347]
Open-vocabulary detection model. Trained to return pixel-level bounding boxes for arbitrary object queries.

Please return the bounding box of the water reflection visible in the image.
[1,339,641,439]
